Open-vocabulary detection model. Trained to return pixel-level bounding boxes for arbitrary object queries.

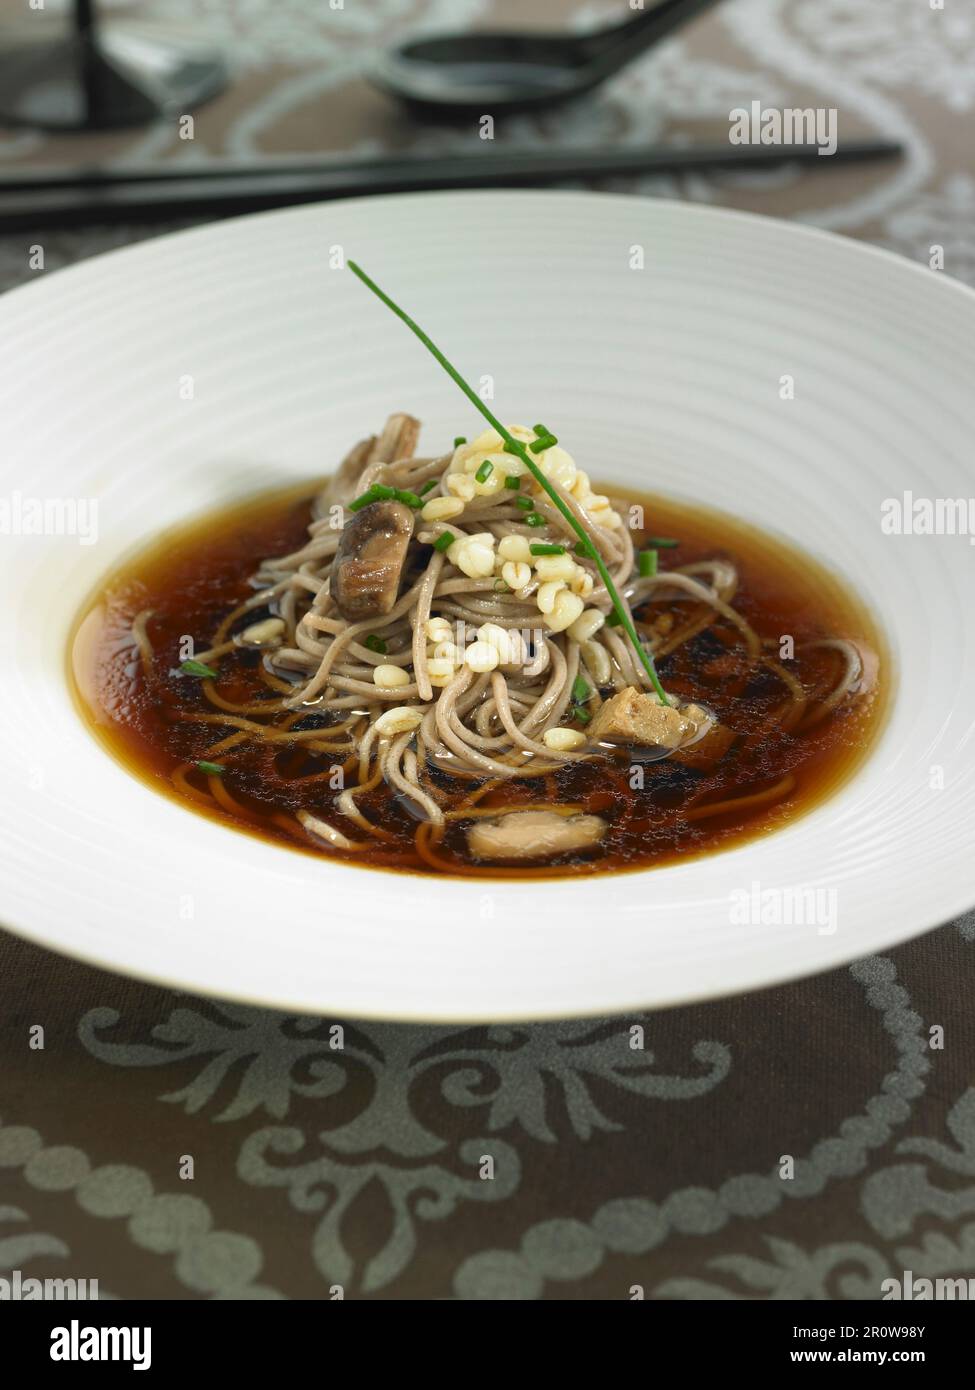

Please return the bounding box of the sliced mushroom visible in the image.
[314,413,421,514]
[316,436,374,511]
[370,412,420,466]
[466,810,607,861]
[331,499,415,622]
[670,720,738,772]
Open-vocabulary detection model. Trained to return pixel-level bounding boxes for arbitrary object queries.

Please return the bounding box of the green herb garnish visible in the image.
[346,259,668,704]
[514,495,534,511]
[365,634,387,654]
[530,543,566,556]
[180,659,218,679]
[532,423,550,436]
[474,459,493,483]
[196,761,225,776]
[638,549,658,577]
[453,435,466,447]
[348,483,396,512]
[571,675,592,703]
[574,540,595,558]
[571,704,591,725]
[418,479,437,496]
[606,610,623,627]
[504,474,521,490]
[394,489,423,508]
[524,512,546,528]
[646,536,679,548]
[529,433,558,454]
[433,531,456,552]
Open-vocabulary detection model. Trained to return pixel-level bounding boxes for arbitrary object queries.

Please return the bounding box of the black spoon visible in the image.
[370,0,726,117]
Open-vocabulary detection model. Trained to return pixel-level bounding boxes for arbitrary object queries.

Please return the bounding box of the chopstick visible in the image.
[0,141,902,229]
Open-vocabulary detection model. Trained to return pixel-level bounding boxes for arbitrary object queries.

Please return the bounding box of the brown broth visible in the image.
[70,483,889,878]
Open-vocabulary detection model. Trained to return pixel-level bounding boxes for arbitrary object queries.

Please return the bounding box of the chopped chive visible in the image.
[525,512,546,528]
[393,489,423,508]
[529,433,558,454]
[347,485,381,512]
[433,531,455,552]
[372,484,396,499]
[638,549,658,577]
[453,435,466,447]
[646,536,680,548]
[418,478,437,496]
[606,610,623,627]
[574,540,595,558]
[530,542,566,556]
[532,423,550,437]
[493,577,509,592]
[571,705,591,726]
[345,259,669,703]
[504,473,521,490]
[180,659,218,679]
[514,495,534,511]
[196,761,225,776]
[474,459,493,483]
[571,675,591,703]
[364,634,387,654]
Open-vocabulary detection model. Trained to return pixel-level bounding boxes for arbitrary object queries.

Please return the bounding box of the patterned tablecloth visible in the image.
[1,0,973,1301]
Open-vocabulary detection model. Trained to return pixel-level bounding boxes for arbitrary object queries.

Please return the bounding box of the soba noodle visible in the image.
[144,414,875,866]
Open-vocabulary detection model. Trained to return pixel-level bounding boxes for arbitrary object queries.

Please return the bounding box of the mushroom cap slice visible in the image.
[466,810,607,861]
[332,500,415,623]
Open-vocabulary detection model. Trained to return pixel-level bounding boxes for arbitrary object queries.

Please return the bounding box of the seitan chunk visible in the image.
[466,810,607,861]
[587,687,695,750]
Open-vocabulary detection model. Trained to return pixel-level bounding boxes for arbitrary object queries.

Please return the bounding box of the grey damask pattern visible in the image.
[78,1005,731,1291]
[0,1118,283,1299]
[0,1204,68,1270]
[452,956,932,1298]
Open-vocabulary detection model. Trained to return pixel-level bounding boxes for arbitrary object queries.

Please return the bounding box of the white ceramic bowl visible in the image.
[1,191,973,1020]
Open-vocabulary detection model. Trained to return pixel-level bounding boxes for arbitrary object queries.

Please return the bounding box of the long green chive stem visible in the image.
[346,260,668,704]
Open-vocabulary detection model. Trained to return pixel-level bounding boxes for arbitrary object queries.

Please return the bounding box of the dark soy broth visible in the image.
[71,483,887,878]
